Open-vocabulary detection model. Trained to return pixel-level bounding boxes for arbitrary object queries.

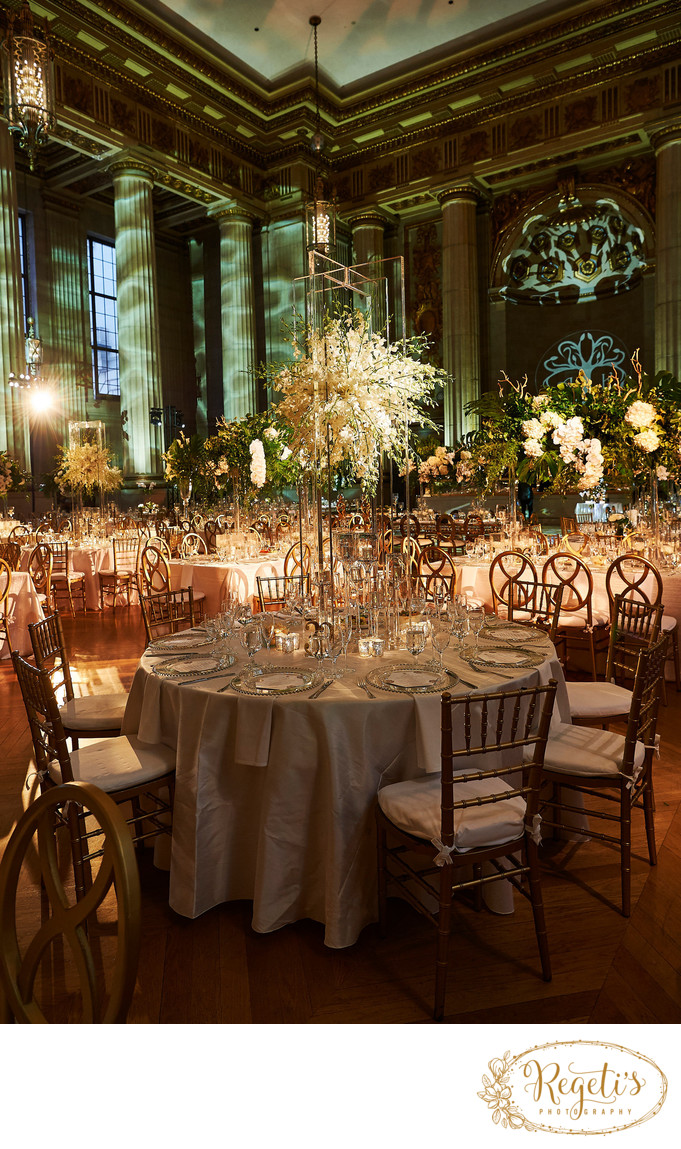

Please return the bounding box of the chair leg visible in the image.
[672,627,681,692]
[620,786,632,918]
[643,780,657,867]
[526,840,552,981]
[376,820,388,938]
[434,872,453,1021]
[472,864,483,911]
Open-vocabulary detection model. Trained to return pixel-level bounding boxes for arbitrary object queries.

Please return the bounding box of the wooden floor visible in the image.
[2,606,681,1024]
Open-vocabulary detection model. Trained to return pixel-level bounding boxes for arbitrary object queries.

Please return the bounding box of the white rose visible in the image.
[625,400,657,430]
[634,429,660,453]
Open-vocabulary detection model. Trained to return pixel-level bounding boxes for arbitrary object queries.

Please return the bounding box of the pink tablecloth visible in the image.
[20,543,112,611]
[169,555,285,614]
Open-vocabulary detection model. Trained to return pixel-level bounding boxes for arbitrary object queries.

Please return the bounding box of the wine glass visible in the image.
[405,625,427,663]
[240,622,264,665]
[431,621,450,670]
[337,613,354,674]
[260,615,277,650]
[467,607,485,653]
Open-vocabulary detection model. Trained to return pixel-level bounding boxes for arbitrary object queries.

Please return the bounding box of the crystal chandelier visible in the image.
[305,15,335,256]
[1,1,55,171]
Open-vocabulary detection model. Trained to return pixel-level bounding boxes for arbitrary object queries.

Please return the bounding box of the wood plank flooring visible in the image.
[2,605,680,1024]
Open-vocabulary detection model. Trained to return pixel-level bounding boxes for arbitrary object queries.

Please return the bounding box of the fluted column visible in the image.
[438,186,482,445]
[651,124,681,378]
[350,212,386,268]
[209,202,257,420]
[0,119,30,467]
[43,191,88,441]
[111,159,162,477]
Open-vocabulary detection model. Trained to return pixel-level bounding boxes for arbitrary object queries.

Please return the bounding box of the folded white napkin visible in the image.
[385,670,437,688]
[474,649,528,666]
[254,672,306,690]
[161,655,216,674]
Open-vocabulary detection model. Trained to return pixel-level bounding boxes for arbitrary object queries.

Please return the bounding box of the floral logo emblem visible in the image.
[478,1051,535,1131]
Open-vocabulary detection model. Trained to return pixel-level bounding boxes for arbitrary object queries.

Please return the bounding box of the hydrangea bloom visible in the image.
[625,400,657,429]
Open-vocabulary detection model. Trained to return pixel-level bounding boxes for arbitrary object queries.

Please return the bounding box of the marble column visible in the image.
[110,158,163,477]
[651,124,681,378]
[209,202,257,420]
[42,191,89,441]
[262,210,306,374]
[0,119,30,467]
[438,186,482,445]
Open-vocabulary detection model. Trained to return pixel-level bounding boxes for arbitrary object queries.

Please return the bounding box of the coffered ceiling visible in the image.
[137,0,565,90]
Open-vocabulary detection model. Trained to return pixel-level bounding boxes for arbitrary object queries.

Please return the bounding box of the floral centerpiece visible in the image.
[205,411,299,500]
[56,443,122,494]
[266,310,444,494]
[465,352,681,496]
[163,433,208,502]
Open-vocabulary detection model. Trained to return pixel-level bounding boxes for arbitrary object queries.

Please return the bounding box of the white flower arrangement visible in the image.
[271,311,442,493]
[249,439,267,488]
[625,400,657,430]
[418,444,455,483]
[520,411,604,487]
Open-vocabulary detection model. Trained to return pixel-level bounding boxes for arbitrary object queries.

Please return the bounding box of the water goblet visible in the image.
[240,622,264,665]
[405,625,427,663]
[430,621,450,670]
[467,606,485,653]
[338,613,354,674]
[260,615,277,650]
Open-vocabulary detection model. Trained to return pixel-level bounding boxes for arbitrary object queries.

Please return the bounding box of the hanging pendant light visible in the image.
[1,1,56,171]
[305,15,335,256]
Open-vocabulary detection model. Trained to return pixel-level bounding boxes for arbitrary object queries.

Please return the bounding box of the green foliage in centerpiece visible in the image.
[465,354,681,494]
[0,450,27,500]
[205,412,301,498]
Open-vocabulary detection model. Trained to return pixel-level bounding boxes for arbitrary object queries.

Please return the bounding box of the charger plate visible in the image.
[366,661,451,694]
[148,631,214,653]
[230,665,322,696]
[478,624,548,646]
[463,647,544,671]
[153,652,235,678]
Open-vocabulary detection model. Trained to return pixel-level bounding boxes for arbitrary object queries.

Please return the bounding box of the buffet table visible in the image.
[123,626,568,948]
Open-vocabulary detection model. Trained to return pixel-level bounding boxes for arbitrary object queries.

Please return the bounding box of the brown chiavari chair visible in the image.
[256,573,311,612]
[377,680,558,1020]
[539,635,668,917]
[49,540,87,616]
[398,512,420,539]
[0,781,141,1023]
[11,652,175,898]
[29,610,127,749]
[416,544,457,601]
[138,541,199,642]
[8,524,30,544]
[489,550,538,618]
[464,512,484,541]
[434,514,466,556]
[99,536,137,611]
[400,534,422,586]
[204,519,218,553]
[507,579,565,652]
[27,542,53,610]
[542,551,609,679]
[560,516,578,535]
[565,597,663,727]
[605,552,680,690]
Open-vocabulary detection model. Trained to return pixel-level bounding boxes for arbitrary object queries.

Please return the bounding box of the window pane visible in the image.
[88,237,120,398]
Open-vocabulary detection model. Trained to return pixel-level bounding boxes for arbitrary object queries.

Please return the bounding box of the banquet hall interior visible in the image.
[1,0,681,1025]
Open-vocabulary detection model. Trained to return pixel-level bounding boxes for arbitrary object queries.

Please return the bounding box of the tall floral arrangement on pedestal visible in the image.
[205,412,300,498]
[266,310,444,494]
[55,443,122,494]
[465,352,681,494]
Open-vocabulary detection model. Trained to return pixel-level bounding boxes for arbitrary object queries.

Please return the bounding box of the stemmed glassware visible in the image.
[467,606,485,653]
[260,615,277,651]
[430,620,450,670]
[240,622,264,665]
[337,613,354,674]
[405,625,427,663]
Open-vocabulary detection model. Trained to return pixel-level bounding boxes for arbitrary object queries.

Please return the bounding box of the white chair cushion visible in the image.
[48,734,175,793]
[378,774,526,854]
[539,721,645,778]
[566,680,633,719]
[59,692,128,732]
[661,614,677,633]
[556,608,609,627]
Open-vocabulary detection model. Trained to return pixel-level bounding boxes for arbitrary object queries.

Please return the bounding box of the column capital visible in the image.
[208,199,256,226]
[108,153,158,184]
[347,210,390,231]
[647,120,681,154]
[437,183,488,210]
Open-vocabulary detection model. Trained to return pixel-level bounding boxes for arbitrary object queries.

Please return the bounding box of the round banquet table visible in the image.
[168,554,286,614]
[0,571,45,658]
[123,626,570,948]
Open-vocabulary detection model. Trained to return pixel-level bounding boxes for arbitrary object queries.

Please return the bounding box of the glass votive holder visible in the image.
[276,632,299,654]
[370,636,385,658]
[358,636,374,657]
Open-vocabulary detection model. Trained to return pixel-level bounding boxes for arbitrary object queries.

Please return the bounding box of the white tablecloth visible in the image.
[169,555,285,614]
[123,633,568,947]
[1,571,44,658]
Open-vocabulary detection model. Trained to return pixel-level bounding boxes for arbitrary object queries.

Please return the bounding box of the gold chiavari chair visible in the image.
[605,552,681,690]
[49,540,87,616]
[27,543,53,610]
[99,536,137,611]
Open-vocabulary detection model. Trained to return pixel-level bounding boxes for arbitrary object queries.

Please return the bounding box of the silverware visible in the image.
[309,678,332,699]
[357,677,375,699]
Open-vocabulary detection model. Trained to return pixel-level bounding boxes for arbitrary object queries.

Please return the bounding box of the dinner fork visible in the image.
[309,678,332,699]
[357,677,375,699]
